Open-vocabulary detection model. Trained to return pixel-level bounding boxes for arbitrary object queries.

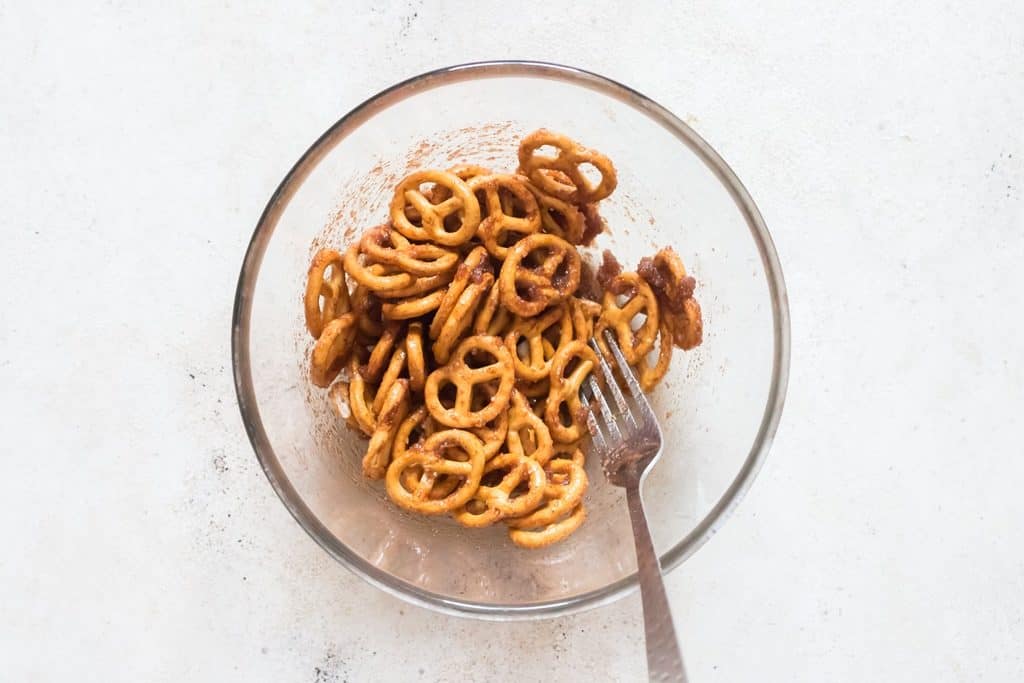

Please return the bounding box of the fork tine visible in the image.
[587,339,638,430]
[601,330,657,420]
[586,375,622,442]
[585,410,608,453]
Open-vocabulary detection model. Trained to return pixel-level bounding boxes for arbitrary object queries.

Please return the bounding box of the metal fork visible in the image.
[585,331,688,683]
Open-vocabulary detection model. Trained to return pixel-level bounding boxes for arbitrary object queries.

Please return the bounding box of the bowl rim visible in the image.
[232,60,791,620]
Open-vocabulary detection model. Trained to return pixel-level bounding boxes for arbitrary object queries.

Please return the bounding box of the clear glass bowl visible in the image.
[232,61,790,619]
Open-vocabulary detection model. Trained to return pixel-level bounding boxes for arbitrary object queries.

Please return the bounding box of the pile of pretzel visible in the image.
[303,130,702,548]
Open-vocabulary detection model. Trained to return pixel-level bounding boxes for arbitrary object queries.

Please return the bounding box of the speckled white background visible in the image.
[2,2,1022,681]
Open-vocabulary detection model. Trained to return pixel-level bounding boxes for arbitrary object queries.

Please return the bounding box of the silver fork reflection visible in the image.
[585,331,688,683]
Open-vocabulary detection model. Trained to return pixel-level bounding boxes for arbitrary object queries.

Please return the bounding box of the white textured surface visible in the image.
[2,2,1022,680]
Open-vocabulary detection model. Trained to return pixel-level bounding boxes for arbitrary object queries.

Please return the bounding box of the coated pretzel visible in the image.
[391,409,463,500]
[506,459,587,529]
[467,174,541,260]
[360,224,459,276]
[521,177,586,244]
[452,452,546,528]
[544,339,598,443]
[304,248,350,339]
[505,304,573,382]
[423,335,514,428]
[517,129,617,203]
[429,246,494,364]
[343,244,414,293]
[362,379,410,479]
[498,233,581,317]
[385,429,486,514]
[432,272,493,365]
[309,313,357,388]
[504,390,554,465]
[390,170,481,246]
[595,272,660,364]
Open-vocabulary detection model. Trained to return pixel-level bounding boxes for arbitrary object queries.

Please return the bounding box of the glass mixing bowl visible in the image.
[232,61,790,619]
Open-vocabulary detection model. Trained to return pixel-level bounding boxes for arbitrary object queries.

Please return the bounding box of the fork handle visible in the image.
[627,483,688,682]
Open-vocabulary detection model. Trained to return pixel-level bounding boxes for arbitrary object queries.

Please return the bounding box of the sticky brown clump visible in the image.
[595,250,622,289]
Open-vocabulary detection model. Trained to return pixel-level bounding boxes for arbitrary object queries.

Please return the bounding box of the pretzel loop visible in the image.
[304,248,350,339]
[498,233,581,317]
[423,335,514,428]
[467,174,541,260]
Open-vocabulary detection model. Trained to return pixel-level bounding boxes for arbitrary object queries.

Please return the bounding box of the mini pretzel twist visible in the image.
[595,272,660,364]
[467,174,541,260]
[505,304,573,382]
[517,129,617,204]
[385,429,486,514]
[304,248,351,339]
[362,379,410,479]
[391,409,465,500]
[429,246,494,364]
[343,244,415,294]
[390,170,481,246]
[359,224,459,276]
[506,459,588,530]
[309,313,357,388]
[451,452,547,528]
[521,177,586,244]
[424,335,514,428]
[498,233,581,317]
[544,339,597,443]
[504,390,554,465]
